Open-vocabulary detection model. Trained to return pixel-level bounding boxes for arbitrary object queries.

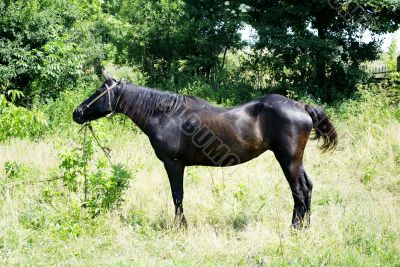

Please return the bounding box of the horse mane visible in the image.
[118,82,208,125]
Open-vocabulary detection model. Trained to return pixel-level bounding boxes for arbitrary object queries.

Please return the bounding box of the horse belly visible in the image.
[180,106,268,166]
[183,129,267,167]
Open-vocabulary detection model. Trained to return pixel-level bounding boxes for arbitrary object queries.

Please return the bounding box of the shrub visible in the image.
[0,0,105,105]
[0,94,47,142]
[39,81,99,133]
[58,133,134,216]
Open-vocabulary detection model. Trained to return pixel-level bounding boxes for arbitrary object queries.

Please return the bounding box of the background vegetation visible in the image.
[0,0,399,266]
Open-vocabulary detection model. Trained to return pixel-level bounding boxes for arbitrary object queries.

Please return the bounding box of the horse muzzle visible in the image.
[73,107,86,124]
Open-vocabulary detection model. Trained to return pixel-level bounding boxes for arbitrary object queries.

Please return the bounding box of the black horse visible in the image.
[73,74,337,229]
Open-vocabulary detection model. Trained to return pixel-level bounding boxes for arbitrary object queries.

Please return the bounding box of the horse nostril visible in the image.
[73,107,85,123]
[74,107,83,116]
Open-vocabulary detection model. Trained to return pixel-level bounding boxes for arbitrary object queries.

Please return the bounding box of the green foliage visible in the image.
[387,35,398,72]
[40,85,94,133]
[0,0,105,104]
[0,94,47,141]
[124,209,153,237]
[6,90,24,103]
[102,0,187,80]
[181,0,245,75]
[244,0,400,102]
[86,162,131,216]
[315,189,343,206]
[335,81,398,126]
[172,53,261,105]
[98,0,400,103]
[361,165,376,186]
[389,72,400,107]
[4,161,23,179]
[105,64,148,85]
[58,134,134,217]
[1,0,398,110]
[233,183,249,205]
[19,206,48,231]
[178,79,253,106]
[59,145,89,192]
[102,0,245,85]
[230,183,251,230]
[17,199,96,240]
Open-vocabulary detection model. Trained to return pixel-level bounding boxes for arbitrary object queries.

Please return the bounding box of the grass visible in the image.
[0,90,399,266]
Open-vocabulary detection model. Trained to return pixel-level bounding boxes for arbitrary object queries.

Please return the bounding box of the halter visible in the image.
[83,82,121,117]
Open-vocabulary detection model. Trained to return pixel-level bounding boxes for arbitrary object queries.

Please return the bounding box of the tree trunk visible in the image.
[221,46,229,70]
[316,15,327,97]
[397,55,400,72]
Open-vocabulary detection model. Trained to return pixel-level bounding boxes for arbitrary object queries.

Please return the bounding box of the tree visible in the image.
[183,0,244,77]
[0,0,105,105]
[102,0,245,85]
[242,0,400,102]
[102,0,187,82]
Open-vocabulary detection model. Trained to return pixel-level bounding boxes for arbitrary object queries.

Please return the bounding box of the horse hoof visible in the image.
[291,221,310,231]
[175,215,188,229]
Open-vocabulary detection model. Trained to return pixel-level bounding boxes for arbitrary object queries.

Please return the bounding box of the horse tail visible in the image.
[304,104,338,152]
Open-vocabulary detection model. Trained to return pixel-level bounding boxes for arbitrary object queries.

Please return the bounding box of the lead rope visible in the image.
[82,123,88,203]
[87,124,113,165]
[80,122,114,206]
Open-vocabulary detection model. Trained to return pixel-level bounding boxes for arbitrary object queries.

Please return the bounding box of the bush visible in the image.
[0,94,47,142]
[58,133,134,217]
[335,81,399,126]
[40,86,93,133]
[0,0,106,105]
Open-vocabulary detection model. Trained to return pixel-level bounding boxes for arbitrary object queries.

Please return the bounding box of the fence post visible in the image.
[397,55,400,72]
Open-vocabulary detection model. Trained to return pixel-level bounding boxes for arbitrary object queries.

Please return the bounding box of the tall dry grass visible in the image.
[0,89,399,266]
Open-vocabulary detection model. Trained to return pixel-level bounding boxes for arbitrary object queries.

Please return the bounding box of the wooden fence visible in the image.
[365,56,399,79]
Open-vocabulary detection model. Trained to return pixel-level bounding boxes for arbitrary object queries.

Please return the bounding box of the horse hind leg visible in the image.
[272,135,313,229]
[278,158,313,229]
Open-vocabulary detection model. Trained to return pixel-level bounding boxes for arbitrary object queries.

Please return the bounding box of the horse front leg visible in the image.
[164,159,187,228]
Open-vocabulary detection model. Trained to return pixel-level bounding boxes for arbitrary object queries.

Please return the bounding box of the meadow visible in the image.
[1,0,400,265]
[0,84,399,266]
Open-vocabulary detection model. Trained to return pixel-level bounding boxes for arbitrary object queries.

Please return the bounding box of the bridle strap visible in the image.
[106,92,122,118]
[84,82,119,110]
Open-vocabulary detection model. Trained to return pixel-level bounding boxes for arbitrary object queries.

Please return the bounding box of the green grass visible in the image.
[0,90,399,266]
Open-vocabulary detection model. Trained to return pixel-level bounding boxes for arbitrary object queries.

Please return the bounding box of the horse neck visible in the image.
[114,85,153,133]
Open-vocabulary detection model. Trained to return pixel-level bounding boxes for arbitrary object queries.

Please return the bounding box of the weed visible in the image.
[361,164,376,186]
[4,161,23,179]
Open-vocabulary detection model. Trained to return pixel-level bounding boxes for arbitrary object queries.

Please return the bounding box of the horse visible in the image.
[73,74,337,229]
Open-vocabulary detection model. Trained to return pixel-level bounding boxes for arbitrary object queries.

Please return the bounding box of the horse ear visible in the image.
[102,70,117,85]
[102,69,111,81]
